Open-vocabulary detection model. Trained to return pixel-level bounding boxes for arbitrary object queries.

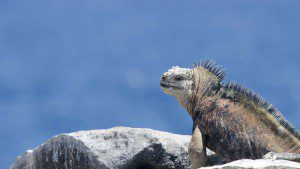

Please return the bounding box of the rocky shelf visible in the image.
[11,127,300,169]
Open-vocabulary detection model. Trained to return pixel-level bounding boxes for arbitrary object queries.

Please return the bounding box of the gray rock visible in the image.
[263,152,300,162]
[12,126,300,169]
[11,127,221,169]
[200,159,300,169]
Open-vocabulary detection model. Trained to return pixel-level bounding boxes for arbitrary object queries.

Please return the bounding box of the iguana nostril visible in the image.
[161,75,167,80]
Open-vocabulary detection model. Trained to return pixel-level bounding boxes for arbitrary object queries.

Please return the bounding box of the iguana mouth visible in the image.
[160,82,181,89]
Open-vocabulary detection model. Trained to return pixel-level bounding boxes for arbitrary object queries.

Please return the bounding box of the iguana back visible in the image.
[194,83,300,161]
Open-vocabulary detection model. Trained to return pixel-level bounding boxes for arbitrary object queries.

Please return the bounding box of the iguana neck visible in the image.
[176,68,222,117]
[180,86,222,118]
[175,90,192,112]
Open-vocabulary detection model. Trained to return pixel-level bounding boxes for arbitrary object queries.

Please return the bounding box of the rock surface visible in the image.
[11,126,300,169]
[11,127,220,169]
[201,159,300,169]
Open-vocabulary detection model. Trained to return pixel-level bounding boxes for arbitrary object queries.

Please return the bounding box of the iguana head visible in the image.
[160,66,194,98]
[160,60,226,110]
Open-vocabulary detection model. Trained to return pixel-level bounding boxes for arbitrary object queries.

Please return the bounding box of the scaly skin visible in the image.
[193,96,300,161]
[160,60,300,168]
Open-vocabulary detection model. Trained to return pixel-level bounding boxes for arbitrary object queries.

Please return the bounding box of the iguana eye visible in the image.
[174,76,184,81]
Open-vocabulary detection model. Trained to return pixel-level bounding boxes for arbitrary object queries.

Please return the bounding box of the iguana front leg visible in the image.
[189,122,207,169]
[263,152,300,162]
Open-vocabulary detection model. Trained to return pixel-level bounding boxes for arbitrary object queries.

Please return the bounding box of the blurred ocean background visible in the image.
[1,0,300,168]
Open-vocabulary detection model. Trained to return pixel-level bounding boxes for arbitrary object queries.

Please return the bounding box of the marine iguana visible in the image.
[160,60,300,168]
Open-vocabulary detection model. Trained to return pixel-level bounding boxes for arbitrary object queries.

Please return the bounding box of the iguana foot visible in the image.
[189,125,207,169]
[263,152,300,162]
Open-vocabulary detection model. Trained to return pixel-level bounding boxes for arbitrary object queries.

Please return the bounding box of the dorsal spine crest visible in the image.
[193,59,226,81]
